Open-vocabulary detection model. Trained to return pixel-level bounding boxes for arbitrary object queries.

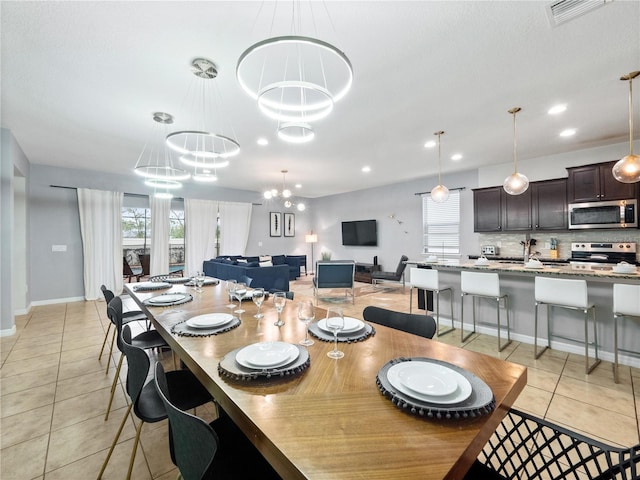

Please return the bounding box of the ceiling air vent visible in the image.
[546,0,612,27]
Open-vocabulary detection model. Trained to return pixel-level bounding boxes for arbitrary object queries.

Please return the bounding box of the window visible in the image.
[169,205,185,270]
[122,205,151,266]
[422,190,460,258]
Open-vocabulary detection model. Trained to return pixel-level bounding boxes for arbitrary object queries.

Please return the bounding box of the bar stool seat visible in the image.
[613,283,640,383]
[460,271,511,351]
[534,276,600,374]
[409,267,454,336]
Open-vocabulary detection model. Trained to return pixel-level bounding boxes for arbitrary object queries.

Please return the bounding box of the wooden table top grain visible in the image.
[125,282,526,480]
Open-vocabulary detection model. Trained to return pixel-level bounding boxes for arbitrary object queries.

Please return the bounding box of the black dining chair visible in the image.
[98,285,148,364]
[98,325,213,480]
[154,362,282,480]
[362,306,436,339]
[103,295,170,421]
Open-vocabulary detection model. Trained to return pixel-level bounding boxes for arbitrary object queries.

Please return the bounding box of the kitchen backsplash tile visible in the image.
[478,230,640,261]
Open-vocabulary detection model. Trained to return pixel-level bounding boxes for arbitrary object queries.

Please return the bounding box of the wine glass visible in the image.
[297,300,315,346]
[225,280,237,309]
[252,288,265,318]
[325,307,345,359]
[234,282,247,314]
[195,271,205,292]
[273,292,287,327]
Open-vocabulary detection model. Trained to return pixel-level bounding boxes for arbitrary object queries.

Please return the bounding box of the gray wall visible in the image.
[309,169,479,272]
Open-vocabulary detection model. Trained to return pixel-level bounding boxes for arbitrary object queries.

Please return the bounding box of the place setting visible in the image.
[184,271,220,288]
[218,340,310,381]
[132,281,172,292]
[172,311,240,337]
[308,307,375,344]
[142,291,193,307]
[376,357,495,419]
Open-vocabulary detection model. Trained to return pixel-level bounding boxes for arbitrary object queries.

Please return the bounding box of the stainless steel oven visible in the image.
[568,199,637,229]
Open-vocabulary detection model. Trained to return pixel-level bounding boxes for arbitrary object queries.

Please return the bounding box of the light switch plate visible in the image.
[52,245,67,252]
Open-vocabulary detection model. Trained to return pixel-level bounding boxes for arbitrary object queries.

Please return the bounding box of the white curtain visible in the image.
[219,201,252,256]
[77,188,123,300]
[150,196,170,276]
[184,199,218,277]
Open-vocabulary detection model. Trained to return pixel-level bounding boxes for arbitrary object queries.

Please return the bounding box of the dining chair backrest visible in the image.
[154,362,219,480]
[101,284,115,305]
[121,324,151,408]
[362,306,436,339]
[394,255,409,278]
[461,271,501,298]
[410,267,438,290]
[107,296,126,352]
[535,277,588,309]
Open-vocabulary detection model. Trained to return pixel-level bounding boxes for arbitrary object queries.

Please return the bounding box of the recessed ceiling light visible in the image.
[424,140,436,148]
[257,137,269,146]
[560,128,576,137]
[362,166,371,173]
[548,104,567,115]
[451,154,463,161]
[295,184,302,189]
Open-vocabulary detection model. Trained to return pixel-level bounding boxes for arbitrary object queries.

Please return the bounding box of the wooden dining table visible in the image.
[125,282,527,480]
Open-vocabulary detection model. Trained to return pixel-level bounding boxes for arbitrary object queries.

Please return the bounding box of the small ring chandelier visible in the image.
[166,58,240,181]
[263,170,306,211]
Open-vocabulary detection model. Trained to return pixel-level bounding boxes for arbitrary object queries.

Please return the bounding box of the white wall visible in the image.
[13,175,27,313]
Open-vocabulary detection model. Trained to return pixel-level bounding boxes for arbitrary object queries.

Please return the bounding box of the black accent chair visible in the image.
[371,255,409,291]
[313,260,356,305]
[123,256,142,282]
[362,306,436,339]
[464,408,640,479]
[98,325,212,480]
[154,362,281,480]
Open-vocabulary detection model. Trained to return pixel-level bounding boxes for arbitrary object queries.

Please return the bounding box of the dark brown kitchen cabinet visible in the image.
[474,179,567,232]
[532,178,567,230]
[567,161,637,202]
[473,187,503,232]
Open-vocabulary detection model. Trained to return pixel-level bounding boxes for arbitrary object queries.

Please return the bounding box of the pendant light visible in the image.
[503,107,529,195]
[430,131,449,203]
[612,71,640,183]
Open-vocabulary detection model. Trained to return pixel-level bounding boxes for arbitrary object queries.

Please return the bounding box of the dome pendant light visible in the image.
[503,107,529,195]
[430,131,449,203]
[612,71,640,183]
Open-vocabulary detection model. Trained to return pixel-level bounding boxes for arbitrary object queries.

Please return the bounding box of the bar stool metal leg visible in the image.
[534,300,548,359]
[584,306,600,374]
[497,294,512,352]
[614,312,620,383]
[460,292,475,343]
[435,287,455,336]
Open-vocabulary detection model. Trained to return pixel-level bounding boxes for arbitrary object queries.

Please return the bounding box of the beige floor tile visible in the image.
[140,421,175,478]
[0,433,48,480]
[512,385,553,418]
[155,467,180,480]
[0,383,56,418]
[44,437,152,480]
[525,367,560,393]
[59,344,103,364]
[0,403,53,449]
[562,355,633,392]
[51,385,128,431]
[4,341,62,363]
[0,352,60,378]
[46,405,137,472]
[506,343,568,374]
[546,394,638,447]
[61,332,107,352]
[0,365,58,396]
[54,368,121,402]
[57,355,109,381]
[463,334,519,360]
[555,375,635,416]
[13,333,63,350]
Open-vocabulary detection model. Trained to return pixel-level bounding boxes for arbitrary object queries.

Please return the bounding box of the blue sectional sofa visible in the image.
[202,255,304,292]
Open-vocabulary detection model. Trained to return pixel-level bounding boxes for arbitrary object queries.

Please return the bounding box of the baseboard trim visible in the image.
[31,296,85,307]
[0,325,17,337]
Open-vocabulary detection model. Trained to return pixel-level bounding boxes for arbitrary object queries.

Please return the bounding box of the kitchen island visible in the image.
[407,260,639,369]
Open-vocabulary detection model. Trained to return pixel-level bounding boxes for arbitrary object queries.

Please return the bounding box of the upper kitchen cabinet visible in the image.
[474,187,503,232]
[473,178,567,232]
[567,161,638,202]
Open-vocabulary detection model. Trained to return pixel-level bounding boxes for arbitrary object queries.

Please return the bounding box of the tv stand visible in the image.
[354,263,381,283]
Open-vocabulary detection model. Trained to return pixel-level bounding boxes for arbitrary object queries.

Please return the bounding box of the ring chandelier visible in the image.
[264,170,306,211]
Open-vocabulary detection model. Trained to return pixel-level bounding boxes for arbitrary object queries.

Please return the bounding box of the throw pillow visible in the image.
[237,258,248,263]
[272,255,286,265]
[259,260,273,267]
[259,255,272,262]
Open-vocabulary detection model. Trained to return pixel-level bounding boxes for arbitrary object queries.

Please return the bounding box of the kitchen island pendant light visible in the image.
[430,131,449,203]
[612,71,640,183]
[503,107,529,195]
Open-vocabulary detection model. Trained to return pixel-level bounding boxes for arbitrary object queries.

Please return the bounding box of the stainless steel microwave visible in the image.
[568,199,638,229]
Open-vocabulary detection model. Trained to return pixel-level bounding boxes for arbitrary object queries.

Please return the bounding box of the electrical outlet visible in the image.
[52,245,67,252]
[258,241,263,247]
[544,242,551,249]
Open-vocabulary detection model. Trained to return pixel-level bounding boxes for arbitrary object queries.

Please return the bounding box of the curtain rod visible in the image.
[49,185,263,205]
[414,186,466,196]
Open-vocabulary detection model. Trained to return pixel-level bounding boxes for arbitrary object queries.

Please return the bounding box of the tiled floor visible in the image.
[1,279,638,479]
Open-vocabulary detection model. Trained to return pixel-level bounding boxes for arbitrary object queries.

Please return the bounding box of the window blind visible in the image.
[422,190,460,257]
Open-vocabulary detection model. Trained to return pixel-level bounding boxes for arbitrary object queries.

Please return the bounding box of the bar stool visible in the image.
[613,283,640,383]
[460,271,511,351]
[409,267,454,336]
[534,276,600,374]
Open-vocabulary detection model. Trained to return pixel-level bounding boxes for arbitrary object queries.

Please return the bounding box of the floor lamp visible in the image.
[305,233,318,275]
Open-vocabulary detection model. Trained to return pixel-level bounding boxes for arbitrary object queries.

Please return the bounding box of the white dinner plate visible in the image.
[387,361,472,405]
[317,317,365,334]
[396,362,459,397]
[147,293,187,304]
[186,313,234,329]
[236,342,299,369]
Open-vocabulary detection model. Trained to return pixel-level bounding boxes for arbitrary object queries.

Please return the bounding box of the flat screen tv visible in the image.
[341,219,377,246]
